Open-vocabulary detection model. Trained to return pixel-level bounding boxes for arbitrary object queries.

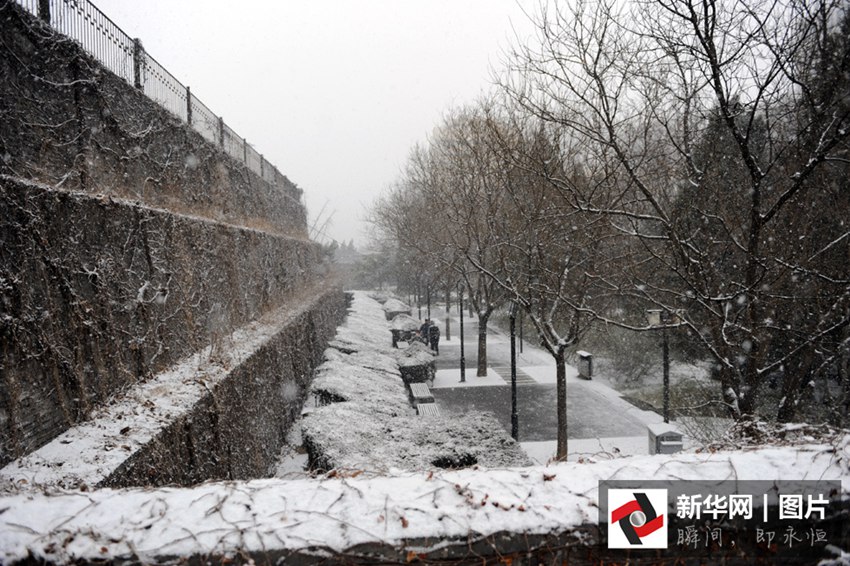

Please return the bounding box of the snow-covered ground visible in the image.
[300,291,530,471]
[522,437,649,465]
[521,364,580,384]
[0,291,847,563]
[0,434,846,563]
[428,309,668,462]
[272,423,310,479]
[432,367,504,388]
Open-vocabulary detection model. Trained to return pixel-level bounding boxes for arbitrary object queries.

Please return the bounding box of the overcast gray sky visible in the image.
[97,1,535,247]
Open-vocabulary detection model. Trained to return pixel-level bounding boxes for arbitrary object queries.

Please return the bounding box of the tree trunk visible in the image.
[839,326,850,428]
[445,287,451,341]
[738,341,764,419]
[476,312,489,377]
[718,365,742,419]
[841,347,850,428]
[555,348,568,460]
[776,347,815,423]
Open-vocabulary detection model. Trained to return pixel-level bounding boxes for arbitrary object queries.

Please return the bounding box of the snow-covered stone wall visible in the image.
[0,436,846,564]
[0,3,305,237]
[0,4,348,470]
[0,288,346,488]
[0,177,344,478]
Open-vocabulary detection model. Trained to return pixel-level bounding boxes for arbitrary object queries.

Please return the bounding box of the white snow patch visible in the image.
[432,367,504,388]
[301,292,528,471]
[522,364,580,384]
[390,313,419,331]
[0,437,846,563]
[382,298,410,314]
[522,436,649,465]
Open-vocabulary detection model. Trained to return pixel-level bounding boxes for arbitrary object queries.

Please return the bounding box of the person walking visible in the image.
[419,319,431,346]
[428,322,441,354]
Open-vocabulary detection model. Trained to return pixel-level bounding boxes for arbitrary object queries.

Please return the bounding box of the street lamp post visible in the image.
[509,301,519,440]
[518,309,524,354]
[445,287,451,341]
[459,283,466,383]
[647,309,676,424]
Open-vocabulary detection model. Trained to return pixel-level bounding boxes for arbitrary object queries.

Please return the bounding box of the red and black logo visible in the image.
[611,492,665,545]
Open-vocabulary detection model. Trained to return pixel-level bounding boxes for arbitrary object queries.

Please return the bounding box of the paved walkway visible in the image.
[410,304,665,463]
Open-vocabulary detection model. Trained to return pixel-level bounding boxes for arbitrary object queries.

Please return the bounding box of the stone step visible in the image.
[490,366,537,385]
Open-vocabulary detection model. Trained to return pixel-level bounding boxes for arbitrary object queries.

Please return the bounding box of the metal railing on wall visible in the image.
[15,0,288,190]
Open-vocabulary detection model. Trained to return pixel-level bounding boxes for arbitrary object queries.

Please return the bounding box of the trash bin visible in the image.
[577,351,593,380]
[648,423,683,455]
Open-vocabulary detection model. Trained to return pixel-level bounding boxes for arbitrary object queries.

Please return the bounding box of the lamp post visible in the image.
[646,309,679,424]
[445,287,451,341]
[509,300,519,440]
[459,283,466,383]
[518,309,524,354]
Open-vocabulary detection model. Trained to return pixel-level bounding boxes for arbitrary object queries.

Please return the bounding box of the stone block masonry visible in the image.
[0,2,304,237]
[0,287,346,488]
[0,1,348,471]
[0,176,344,471]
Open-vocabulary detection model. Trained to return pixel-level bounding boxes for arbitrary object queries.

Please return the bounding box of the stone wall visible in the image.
[0,1,304,237]
[0,176,334,468]
[103,290,347,487]
[1,440,847,564]
[0,2,346,471]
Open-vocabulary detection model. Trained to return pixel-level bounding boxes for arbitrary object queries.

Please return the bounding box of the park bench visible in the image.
[409,382,434,405]
[417,402,440,416]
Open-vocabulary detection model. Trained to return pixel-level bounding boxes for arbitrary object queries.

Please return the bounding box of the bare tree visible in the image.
[371,124,510,377]
[502,0,850,422]
[470,105,625,458]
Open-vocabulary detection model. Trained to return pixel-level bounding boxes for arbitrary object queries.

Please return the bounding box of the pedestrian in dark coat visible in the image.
[419,319,431,345]
[428,323,441,354]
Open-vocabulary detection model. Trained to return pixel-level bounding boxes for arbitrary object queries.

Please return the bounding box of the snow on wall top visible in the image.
[395,340,437,368]
[382,298,411,313]
[0,296,322,491]
[310,292,413,417]
[303,403,531,471]
[390,313,420,331]
[310,360,413,416]
[0,437,846,564]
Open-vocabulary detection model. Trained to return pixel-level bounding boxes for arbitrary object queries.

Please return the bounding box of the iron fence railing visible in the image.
[221,123,244,164]
[14,0,287,190]
[189,91,220,147]
[143,52,188,122]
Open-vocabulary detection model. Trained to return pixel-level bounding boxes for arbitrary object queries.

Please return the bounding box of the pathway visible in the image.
[411,304,666,463]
